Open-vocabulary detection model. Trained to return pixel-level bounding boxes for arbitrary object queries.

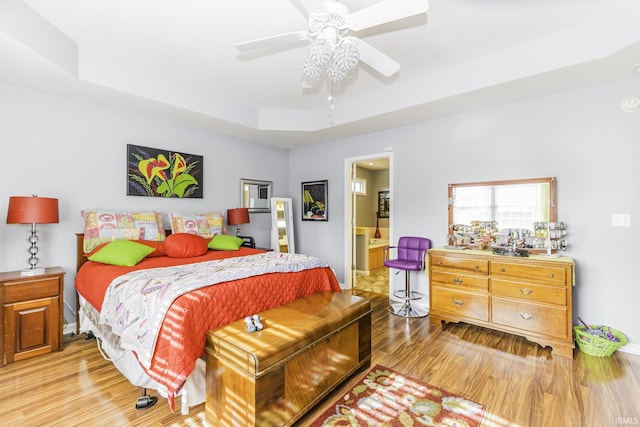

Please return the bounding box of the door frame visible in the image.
[343,151,393,290]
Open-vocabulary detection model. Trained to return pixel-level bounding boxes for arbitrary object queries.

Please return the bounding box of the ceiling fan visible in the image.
[235,0,429,87]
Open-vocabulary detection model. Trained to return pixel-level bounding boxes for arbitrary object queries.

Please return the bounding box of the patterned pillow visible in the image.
[169,211,226,238]
[82,210,166,253]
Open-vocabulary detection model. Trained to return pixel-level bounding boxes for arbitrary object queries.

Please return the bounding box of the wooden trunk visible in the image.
[205,291,372,427]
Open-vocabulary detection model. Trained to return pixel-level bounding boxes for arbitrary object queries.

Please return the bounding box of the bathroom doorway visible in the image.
[344,153,392,294]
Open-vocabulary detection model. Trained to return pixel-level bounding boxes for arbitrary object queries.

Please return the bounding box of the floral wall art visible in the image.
[127,144,203,198]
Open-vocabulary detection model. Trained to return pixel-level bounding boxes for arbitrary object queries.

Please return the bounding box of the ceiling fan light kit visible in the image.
[236,0,429,88]
[304,37,360,86]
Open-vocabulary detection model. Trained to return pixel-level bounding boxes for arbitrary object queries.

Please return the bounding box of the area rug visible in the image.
[309,365,485,427]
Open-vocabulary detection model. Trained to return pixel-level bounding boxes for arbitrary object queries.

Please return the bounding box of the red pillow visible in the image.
[164,233,208,258]
[86,240,166,258]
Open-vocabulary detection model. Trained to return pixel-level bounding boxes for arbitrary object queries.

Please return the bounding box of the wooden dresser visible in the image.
[205,291,372,427]
[428,248,575,357]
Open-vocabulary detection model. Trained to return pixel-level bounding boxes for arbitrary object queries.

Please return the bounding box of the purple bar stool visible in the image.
[384,236,432,317]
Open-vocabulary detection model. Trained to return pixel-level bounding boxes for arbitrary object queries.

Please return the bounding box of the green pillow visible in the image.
[88,239,155,266]
[208,234,244,251]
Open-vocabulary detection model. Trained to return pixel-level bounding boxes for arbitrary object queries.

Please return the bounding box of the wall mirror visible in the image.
[241,178,272,213]
[448,177,556,240]
[271,197,295,253]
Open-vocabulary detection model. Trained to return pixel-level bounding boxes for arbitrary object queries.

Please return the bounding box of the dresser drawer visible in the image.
[431,287,489,321]
[490,262,567,286]
[431,270,489,292]
[4,277,60,304]
[430,254,488,275]
[491,297,568,339]
[491,280,566,306]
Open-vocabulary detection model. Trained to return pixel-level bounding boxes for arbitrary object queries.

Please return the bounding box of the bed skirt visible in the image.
[78,296,205,414]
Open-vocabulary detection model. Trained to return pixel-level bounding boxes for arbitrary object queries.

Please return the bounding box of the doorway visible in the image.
[344,152,392,294]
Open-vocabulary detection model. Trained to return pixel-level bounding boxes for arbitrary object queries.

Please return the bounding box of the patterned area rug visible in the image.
[310,365,486,427]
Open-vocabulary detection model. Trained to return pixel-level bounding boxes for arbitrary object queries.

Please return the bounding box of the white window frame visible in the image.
[352,177,367,196]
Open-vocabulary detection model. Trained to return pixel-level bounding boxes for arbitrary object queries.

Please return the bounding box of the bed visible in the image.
[74,232,341,414]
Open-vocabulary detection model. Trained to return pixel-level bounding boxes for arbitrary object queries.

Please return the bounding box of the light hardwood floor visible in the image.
[1,290,638,426]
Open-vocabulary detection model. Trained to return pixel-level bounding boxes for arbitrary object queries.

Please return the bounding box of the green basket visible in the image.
[573,325,627,357]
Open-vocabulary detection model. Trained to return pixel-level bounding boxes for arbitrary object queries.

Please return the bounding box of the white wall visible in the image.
[2,76,638,350]
[290,77,640,348]
[0,82,289,329]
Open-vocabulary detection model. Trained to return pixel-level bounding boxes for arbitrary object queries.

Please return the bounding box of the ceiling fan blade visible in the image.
[349,0,429,31]
[236,31,309,53]
[356,39,400,77]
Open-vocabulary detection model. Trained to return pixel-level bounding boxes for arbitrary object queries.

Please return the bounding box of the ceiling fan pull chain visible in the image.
[328,82,335,110]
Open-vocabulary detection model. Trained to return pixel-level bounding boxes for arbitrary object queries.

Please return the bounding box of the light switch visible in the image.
[612,214,631,227]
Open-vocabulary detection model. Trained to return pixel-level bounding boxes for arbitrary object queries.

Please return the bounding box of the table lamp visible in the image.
[6,195,59,276]
[227,207,250,236]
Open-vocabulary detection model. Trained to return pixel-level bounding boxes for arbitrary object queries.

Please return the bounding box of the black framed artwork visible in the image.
[378,191,390,218]
[127,144,203,198]
[302,180,328,221]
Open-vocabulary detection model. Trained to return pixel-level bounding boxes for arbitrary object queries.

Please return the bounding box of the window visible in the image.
[453,183,550,230]
[352,178,367,196]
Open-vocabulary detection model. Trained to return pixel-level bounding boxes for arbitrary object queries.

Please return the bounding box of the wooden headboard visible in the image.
[76,233,88,272]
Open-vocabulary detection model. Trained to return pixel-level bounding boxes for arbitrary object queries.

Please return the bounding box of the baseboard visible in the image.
[618,342,640,356]
[64,322,78,336]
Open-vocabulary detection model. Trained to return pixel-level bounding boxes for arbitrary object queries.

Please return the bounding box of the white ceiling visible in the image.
[1,0,639,149]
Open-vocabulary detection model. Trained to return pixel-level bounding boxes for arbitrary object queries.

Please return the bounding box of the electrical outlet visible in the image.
[612,214,631,227]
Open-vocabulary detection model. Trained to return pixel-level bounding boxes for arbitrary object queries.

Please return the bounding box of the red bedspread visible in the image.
[75,248,341,410]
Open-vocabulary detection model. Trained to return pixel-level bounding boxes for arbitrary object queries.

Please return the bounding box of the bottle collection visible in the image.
[448,220,568,256]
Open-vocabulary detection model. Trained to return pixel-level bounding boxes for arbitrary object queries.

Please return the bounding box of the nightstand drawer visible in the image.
[4,277,61,304]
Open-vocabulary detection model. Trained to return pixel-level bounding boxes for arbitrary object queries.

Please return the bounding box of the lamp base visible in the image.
[21,267,46,277]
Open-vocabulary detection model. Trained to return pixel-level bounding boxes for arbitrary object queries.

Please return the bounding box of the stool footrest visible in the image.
[393,290,423,301]
[388,302,428,318]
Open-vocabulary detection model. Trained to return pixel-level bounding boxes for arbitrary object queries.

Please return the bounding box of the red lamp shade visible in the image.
[7,196,59,224]
[227,208,250,226]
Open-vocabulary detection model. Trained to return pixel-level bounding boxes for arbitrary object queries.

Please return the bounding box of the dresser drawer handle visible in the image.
[453,278,463,285]
[453,299,464,306]
[520,312,533,320]
[520,288,533,295]
[500,268,506,272]
[475,265,480,270]
[549,273,554,278]
[438,261,443,265]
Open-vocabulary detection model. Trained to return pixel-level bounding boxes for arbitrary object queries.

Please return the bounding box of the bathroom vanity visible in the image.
[355,227,388,274]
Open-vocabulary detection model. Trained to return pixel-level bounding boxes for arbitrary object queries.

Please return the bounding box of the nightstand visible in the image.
[0,267,65,366]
